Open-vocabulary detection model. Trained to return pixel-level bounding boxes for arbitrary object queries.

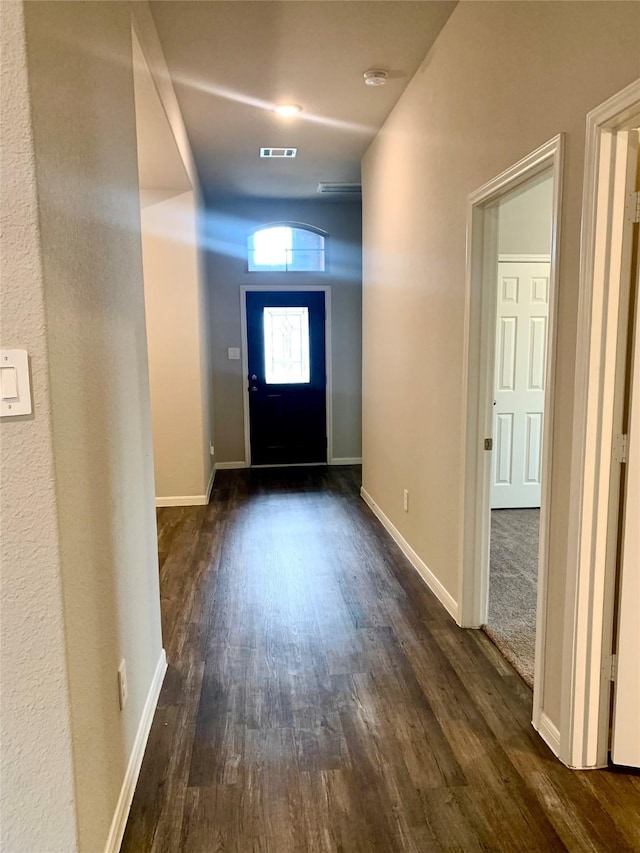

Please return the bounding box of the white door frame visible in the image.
[561,79,640,769]
[239,285,332,467]
[458,135,565,740]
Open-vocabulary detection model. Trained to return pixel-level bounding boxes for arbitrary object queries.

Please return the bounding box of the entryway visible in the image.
[246,290,327,465]
[241,286,332,467]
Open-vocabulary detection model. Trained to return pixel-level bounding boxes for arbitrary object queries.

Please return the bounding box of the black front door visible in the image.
[246,290,326,465]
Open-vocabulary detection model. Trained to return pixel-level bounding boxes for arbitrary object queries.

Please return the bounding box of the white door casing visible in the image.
[562,82,640,770]
[491,261,550,509]
[611,259,640,768]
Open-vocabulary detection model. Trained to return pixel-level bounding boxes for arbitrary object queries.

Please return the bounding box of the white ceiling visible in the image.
[149,1,457,201]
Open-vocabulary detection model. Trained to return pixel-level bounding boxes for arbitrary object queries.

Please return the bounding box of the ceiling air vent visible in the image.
[260,147,297,158]
[317,182,362,195]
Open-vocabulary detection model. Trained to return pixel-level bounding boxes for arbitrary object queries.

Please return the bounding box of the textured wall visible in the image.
[23,2,164,850]
[0,4,79,849]
[205,198,362,463]
[361,0,640,727]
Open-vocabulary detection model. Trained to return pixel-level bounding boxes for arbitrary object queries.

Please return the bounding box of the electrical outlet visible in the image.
[403,489,409,512]
[117,659,128,710]
[209,443,215,457]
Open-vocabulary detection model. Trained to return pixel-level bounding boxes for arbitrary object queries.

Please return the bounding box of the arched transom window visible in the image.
[248,223,326,272]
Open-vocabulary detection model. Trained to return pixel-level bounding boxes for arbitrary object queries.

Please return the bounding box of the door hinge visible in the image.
[613,433,628,464]
[484,438,493,451]
[626,191,640,224]
[610,653,617,682]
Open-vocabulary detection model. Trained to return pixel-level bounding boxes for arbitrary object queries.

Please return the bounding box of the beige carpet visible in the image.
[483,508,539,688]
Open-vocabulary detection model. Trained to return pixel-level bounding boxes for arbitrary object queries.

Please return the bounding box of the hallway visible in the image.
[122,467,640,853]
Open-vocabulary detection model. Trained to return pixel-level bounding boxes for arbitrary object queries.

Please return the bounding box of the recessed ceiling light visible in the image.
[363,69,389,87]
[274,104,302,118]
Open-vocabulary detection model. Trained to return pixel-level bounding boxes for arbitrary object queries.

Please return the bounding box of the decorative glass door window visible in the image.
[263,306,310,384]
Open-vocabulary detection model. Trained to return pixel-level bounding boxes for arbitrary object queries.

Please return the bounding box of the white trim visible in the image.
[155,495,209,507]
[329,457,362,465]
[103,649,167,853]
[360,487,459,622]
[206,463,215,499]
[563,79,640,770]
[498,254,551,263]
[535,711,561,758]
[240,285,333,467]
[214,461,250,470]
[458,135,564,740]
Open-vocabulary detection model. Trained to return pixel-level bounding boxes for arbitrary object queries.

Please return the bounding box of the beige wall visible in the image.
[141,191,212,498]
[0,3,78,849]
[361,1,639,728]
[20,3,164,850]
[206,198,362,463]
[133,21,214,503]
[498,173,553,256]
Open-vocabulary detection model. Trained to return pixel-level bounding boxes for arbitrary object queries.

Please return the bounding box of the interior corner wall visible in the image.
[0,3,78,849]
[22,3,164,850]
[205,198,362,464]
[361,0,640,729]
[196,190,215,474]
[141,190,211,500]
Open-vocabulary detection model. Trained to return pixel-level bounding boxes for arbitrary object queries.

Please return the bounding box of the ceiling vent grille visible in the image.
[260,147,297,158]
[317,182,362,195]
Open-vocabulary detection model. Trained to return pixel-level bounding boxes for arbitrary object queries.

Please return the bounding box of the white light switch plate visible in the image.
[228,347,240,360]
[0,350,32,417]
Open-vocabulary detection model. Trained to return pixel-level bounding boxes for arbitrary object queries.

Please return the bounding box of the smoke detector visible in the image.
[363,69,389,87]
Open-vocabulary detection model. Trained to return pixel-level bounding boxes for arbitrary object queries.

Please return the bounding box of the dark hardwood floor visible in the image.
[122,466,640,853]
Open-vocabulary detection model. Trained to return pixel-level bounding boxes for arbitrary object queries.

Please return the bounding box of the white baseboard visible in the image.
[251,462,326,469]
[535,711,561,757]
[155,464,215,507]
[155,494,208,507]
[206,464,215,500]
[214,461,249,470]
[215,459,362,469]
[104,649,167,853]
[360,487,459,622]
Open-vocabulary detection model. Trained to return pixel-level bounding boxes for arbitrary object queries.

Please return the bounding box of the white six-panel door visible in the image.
[491,261,550,509]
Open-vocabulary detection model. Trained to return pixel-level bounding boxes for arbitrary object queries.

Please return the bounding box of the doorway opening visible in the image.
[240,286,332,467]
[459,135,564,737]
[483,174,554,688]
